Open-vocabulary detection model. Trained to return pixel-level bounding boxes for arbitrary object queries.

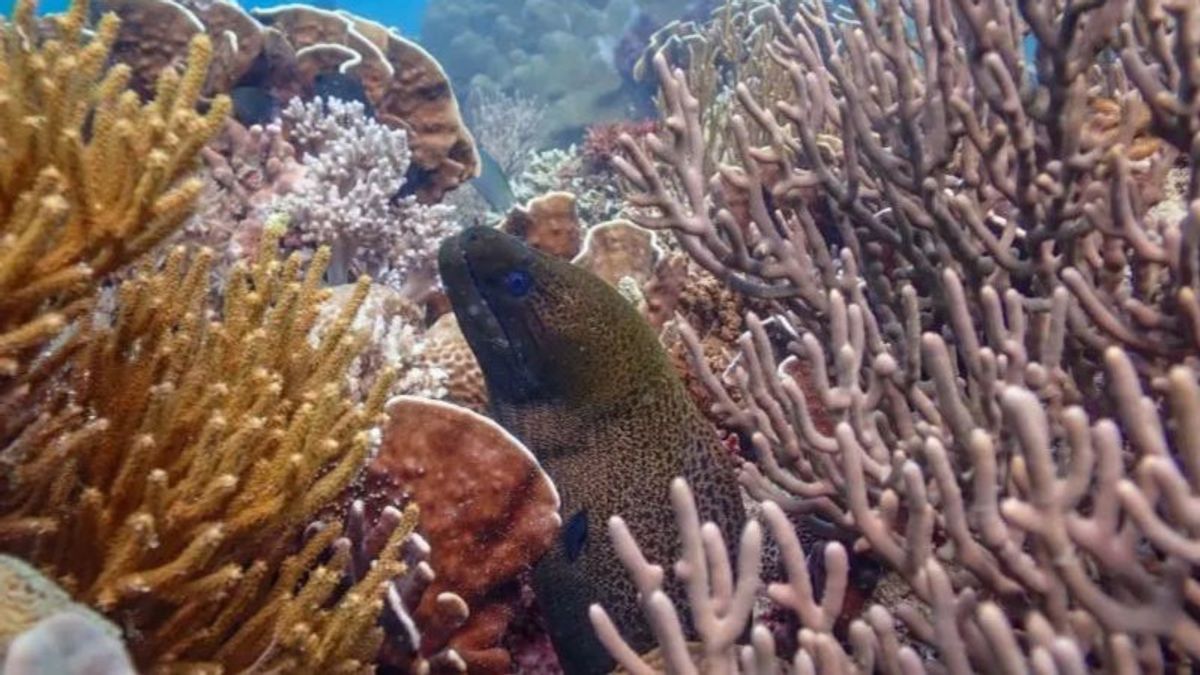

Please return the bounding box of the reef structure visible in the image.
[96,0,479,201]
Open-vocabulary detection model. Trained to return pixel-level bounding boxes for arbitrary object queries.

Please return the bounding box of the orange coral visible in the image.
[502,191,585,259]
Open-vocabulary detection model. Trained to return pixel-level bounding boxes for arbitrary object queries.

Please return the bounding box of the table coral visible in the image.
[96,0,479,201]
[368,397,561,675]
[501,191,585,259]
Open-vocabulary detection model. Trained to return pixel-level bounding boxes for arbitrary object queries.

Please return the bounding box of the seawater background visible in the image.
[36,0,431,35]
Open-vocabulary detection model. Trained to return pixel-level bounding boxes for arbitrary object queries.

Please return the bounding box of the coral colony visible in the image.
[1,0,1199,673]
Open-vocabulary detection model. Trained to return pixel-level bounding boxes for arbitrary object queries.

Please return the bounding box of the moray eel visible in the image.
[438,226,746,675]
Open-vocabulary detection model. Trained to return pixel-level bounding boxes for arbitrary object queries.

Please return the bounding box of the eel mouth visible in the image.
[438,227,539,400]
[438,229,512,354]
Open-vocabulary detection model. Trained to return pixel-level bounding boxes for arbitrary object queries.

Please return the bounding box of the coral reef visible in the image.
[501,192,585,260]
[369,397,561,674]
[96,0,479,201]
[189,119,307,271]
[603,0,1200,669]
[0,0,228,394]
[1,221,417,671]
[422,0,652,144]
[513,146,628,226]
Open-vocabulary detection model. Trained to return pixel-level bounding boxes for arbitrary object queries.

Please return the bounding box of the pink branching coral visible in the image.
[190,120,306,269]
[603,0,1200,669]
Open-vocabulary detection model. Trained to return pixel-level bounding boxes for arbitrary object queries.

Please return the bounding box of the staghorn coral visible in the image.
[274,96,455,296]
[601,0,1200,669]
[0,222,415,672]
[0,0,228,401]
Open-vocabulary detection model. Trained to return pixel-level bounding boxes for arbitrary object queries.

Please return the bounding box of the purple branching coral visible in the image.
[276,97,456,296]
[603,0,1200,670]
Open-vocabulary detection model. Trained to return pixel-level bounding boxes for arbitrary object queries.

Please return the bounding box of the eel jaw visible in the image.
[437,229,537,402]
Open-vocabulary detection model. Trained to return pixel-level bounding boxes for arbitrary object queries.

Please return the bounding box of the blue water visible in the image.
[36,0,429,36]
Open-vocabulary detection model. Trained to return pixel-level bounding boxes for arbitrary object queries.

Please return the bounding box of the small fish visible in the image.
[439,226,746,675]
[229,85,280,127]
[312,72,375,118]
[471,146,516,213]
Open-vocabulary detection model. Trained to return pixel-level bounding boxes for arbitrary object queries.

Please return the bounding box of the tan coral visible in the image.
[186,0,265,93]
[572,219,664,288]
[96,0,205,97]
[369,397,560,674]
[421,313,488,413]
[0,224,404,671]
[366,30,479,202]
[502,191,585,259]
[0,0,229,407]
[253,5,478,202]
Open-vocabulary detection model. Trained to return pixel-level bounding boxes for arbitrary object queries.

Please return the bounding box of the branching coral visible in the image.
[0,0,228,393]
[274,96,455,296]
[604,0,1200,669]
[0,222,414,671]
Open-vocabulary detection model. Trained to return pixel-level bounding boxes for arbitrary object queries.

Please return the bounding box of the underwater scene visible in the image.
[1,0,1199,672]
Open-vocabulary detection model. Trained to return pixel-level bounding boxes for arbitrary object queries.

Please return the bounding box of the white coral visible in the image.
[273,97,455,291]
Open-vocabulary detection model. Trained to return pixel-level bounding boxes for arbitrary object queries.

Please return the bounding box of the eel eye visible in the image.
[503,269,533,297]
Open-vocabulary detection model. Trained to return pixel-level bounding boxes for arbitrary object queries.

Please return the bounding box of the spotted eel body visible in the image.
[439,226,746,675]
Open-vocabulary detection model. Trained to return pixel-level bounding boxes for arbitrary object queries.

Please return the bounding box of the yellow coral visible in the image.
[0,0,229,383]
[1,222,407,671]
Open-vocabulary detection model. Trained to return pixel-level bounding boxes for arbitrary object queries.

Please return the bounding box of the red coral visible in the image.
[367,397,560,674]
[582,119,659,170]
